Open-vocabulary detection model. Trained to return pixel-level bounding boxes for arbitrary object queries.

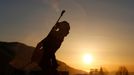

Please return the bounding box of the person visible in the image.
[31,21,70,75]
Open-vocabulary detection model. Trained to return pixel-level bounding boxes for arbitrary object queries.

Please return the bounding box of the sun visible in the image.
[83,53,93,64]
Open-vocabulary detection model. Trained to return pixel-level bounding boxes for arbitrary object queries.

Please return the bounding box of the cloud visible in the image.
[52,0,60,12]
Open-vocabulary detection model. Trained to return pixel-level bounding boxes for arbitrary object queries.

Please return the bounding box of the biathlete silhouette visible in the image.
[31,10,70,75]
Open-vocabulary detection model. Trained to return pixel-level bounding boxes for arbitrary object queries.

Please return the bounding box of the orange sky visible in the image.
[0,0,134,72]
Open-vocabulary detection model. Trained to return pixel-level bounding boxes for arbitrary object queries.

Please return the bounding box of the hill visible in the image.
[0,41,87,75]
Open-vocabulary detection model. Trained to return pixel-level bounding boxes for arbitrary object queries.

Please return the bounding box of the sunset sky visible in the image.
[0,0,134,72]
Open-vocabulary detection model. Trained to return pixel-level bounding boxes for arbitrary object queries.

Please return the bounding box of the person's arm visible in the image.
[51,54,58,68]
[36,41,43,50]
[50,22,60,33]
[31,39,45,62]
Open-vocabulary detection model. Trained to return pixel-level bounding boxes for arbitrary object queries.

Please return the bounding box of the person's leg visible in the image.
[50,67,59,75]
[39,60,52,75]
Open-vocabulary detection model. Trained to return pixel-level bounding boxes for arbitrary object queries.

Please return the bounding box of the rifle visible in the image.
[51,10,66,33]
[56,10,66,24]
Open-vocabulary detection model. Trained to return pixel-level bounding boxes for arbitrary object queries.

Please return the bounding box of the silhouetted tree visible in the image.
[89,67,108,75]
[89,69,98,75]
[98,67,108,75]
[116,66,129,75]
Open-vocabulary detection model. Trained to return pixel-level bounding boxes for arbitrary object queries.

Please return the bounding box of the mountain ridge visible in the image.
[0,41,87,75]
